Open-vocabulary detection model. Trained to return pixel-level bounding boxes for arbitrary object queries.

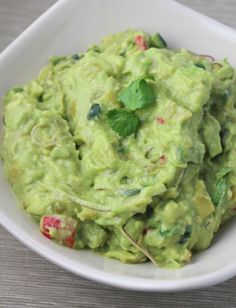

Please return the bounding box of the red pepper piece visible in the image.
[42,231,52,239]
[40,216,62,239]
[40,215,77,248]
[156,117,165,125]
[43,216,61,229]
[135,35,148,51]
[64,230,76,248]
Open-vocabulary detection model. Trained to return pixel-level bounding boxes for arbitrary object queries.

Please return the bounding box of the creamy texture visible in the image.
[2,30,236,268]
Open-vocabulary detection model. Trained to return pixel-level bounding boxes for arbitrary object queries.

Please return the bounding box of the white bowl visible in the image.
[1,0,236,292]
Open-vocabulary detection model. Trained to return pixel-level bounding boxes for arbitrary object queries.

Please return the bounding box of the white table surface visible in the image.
[1,1,236,307]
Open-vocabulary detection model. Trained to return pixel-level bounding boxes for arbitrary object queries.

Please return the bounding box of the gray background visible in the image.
[0,0,236,307]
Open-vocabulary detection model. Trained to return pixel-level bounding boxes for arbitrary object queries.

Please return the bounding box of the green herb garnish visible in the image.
[107,109,140,137]
[116,144,127,155]
[72,54,80,61]
[149,33,167,49]
[13,87,24,93]
[50,56,65,66]
[118,79,155,111]
[176,145,185,162]
[212,178,228,207]
[37,93,44,103]
[213,167,232,207]
[108,78,156,137]
[87,103,102,120]
[179,225,192,244]
[195,63,206,70]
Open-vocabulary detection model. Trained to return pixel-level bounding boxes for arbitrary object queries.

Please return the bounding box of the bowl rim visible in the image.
[1,0,236,292]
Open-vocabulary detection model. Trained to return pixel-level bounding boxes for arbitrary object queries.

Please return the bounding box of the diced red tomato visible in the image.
[135,35,148,51]
[64,230,76,248]
[156,117,165,125]
[42,216,62,230]
[42,231,52,239]
[40,215,78,248]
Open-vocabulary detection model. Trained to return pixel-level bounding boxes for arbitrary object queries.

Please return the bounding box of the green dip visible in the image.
[2,29,236,268]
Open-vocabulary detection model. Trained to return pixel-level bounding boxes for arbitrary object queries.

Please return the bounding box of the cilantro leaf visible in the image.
[118,79,155,111]
[107,109,140,137]
[149,33,167,49]
[195,63,206,70]
[176,145,185,162]
[212,178,228,207]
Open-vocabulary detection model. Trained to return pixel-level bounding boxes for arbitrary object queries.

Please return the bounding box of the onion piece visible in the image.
[199,54,215,61]
[118,226,158,265]
[31,125,57,148]
[212,62,223,70]
[56,190,112,212]
[37,179,113,213]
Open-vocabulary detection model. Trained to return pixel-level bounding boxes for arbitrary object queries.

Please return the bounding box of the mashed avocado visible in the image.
[2,29,236,268]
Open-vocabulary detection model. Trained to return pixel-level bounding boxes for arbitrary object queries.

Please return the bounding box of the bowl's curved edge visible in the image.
[1,210,236,292]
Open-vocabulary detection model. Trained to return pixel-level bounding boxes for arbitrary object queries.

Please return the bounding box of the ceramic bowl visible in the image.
[1,0,236,291]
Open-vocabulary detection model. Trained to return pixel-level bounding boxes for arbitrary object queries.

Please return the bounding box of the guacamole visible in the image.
[2,29,236,268]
